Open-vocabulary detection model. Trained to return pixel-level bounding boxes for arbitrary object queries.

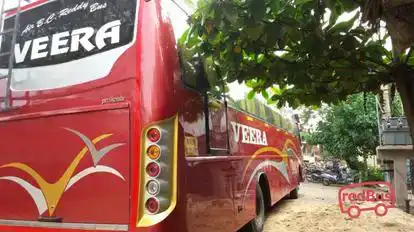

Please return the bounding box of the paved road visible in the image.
[264,182,414,232]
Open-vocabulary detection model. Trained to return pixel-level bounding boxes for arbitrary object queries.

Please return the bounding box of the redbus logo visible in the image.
[338,181,395,218]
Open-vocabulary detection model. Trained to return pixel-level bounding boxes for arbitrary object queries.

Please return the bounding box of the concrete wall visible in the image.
[377,145,413,206]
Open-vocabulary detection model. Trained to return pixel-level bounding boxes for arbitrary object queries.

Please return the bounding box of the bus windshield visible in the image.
[0,0,137,91]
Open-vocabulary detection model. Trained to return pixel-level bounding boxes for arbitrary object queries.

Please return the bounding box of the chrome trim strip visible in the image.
[0,220,128,231]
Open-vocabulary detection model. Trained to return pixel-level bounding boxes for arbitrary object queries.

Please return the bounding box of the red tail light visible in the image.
[147,128,161,143]
[138,115,178,227]
[146,162,160,177]
[145,197,159,214]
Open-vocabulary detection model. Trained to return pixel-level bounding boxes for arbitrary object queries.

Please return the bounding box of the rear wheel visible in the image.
[288,187,299,199]
[322,178,330,186]
[245,182,265,232]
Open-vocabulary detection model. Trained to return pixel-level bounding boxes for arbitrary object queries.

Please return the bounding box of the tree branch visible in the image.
[384,0,414,8]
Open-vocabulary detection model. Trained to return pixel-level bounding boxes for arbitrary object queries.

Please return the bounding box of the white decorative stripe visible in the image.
[65,165,125,191]
[242,160,289,205]
[0,176,48,215]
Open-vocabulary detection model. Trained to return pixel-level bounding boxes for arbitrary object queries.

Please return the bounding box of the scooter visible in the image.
[306,168,324,183]
[320,169,354,186]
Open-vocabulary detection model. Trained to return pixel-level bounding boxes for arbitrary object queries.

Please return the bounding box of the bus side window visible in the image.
[264,107,273,125]
[258,100,267,121]
[279,113,284,129]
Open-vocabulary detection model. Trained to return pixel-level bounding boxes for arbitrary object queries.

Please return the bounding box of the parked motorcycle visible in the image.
[320,168,355,186]
[306,167,324,183]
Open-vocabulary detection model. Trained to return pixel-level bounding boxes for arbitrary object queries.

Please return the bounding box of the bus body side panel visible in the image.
[130,0,188,231]
[225,107,302,230]
[179,94,239,232]
[0,106,131,225]
[178,97,303,232]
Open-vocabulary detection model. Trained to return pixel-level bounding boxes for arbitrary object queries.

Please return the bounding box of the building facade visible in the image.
[376,84,414,207]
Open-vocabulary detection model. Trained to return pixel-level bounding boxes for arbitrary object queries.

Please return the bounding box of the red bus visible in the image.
[0,0,304,232]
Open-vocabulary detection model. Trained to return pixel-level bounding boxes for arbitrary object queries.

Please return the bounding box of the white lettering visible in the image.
[59,2,89,17]
[59,8,70,16]
[95,20,121,49]
[15,20,122,63]
[262,132,267,145]
[231,121,240,142]
[15,41,32,64]
[230,121,269,146]
[51,31,70,56]
[46,13,56,24]
[90,2,107,13]
[255,129,262,144]
[21,1,107,36]
[71,27,95,52]
[249,128,256,143]
[36,18,45,28]
[242,125,249,143]
[21,24,34,35]
[31,36,49,60]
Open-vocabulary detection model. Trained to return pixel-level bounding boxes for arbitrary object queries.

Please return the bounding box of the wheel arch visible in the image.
[257,172,271,210]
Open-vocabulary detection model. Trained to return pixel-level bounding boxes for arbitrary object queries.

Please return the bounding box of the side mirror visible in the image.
[193,58,211,92]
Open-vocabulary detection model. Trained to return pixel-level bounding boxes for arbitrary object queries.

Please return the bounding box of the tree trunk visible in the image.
[383,3,414,55]
[393,67,414,144]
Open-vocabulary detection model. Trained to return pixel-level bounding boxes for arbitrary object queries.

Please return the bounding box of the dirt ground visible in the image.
[264,182,414,232]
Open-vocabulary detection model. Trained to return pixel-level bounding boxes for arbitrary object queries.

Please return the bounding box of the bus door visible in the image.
[207,96,229,154]
[177,66,238,230]
[207,94,247,225]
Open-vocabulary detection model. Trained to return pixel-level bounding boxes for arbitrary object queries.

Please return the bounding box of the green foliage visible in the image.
[300,131,311,141]
[179,0,395,110]
[363,166,385,182]
[391,91,404,117]
[306,93,379,168]
[302,131,320,145]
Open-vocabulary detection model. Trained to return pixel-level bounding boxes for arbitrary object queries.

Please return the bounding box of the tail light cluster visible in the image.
[137,116,178,227]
